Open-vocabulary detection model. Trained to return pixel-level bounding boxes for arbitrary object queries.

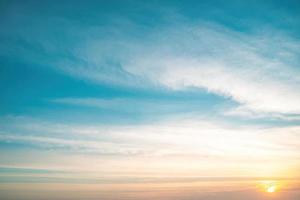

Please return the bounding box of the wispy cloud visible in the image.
[1,1,300,198]
[224,107,300,121]
[1,3,300,119]
[1,116,300,178]
[50,20,300,120]
[117,23,300,116]
[51,96,218,117]
[42,21,300,117]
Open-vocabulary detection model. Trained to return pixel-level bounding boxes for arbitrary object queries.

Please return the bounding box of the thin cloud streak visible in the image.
[2,6,300,118]
[1,117,300,179]
[54,21,300,117]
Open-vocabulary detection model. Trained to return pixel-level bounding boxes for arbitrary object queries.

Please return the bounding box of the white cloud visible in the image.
[3,8,300,117]
[224,106,300,121]
[120,24,300,115]
[1,117,300,177]
[1,116,300,158]
[53,21,300,116]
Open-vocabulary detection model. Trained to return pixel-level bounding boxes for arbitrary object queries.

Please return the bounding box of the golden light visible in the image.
[258,181,280,194]
[266,185,277,193]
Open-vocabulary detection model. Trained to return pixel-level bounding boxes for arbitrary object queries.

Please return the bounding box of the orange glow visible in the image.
[258,181,280,193]
[266,185,277,193]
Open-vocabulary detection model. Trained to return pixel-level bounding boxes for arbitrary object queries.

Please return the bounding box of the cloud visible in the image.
[224,106,300,121]
[50,96,218,117]
[1,116,300,158]
[1,2,300,118]
[119,24,300,116]
[0,134,144,156]
[1,116,300,178]
[52,21,300,116]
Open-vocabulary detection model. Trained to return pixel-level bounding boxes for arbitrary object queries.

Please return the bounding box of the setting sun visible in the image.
[259,181,280,194]
[266,185,277,193]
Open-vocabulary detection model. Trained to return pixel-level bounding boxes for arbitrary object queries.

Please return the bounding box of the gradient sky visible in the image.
[0,0,300,199]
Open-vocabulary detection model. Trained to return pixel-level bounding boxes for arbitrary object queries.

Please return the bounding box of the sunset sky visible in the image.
[0,0,300,199]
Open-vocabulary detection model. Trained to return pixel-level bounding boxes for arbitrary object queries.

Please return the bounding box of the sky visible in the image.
[0,0,300,199]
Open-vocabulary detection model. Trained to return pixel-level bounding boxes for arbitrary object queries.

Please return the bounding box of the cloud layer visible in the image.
[1,116,299,178]
[1,2,300,119]
[92,23,300,115]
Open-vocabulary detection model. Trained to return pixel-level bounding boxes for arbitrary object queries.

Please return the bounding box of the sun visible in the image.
[266,185,277,193]
[259,181,279,194]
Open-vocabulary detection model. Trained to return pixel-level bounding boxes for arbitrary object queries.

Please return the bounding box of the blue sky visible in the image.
[0,1,300,197]
[1,0,300,124]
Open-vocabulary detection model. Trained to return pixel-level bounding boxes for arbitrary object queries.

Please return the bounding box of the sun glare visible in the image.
[259,181,279,194]
[266,185,277,193]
